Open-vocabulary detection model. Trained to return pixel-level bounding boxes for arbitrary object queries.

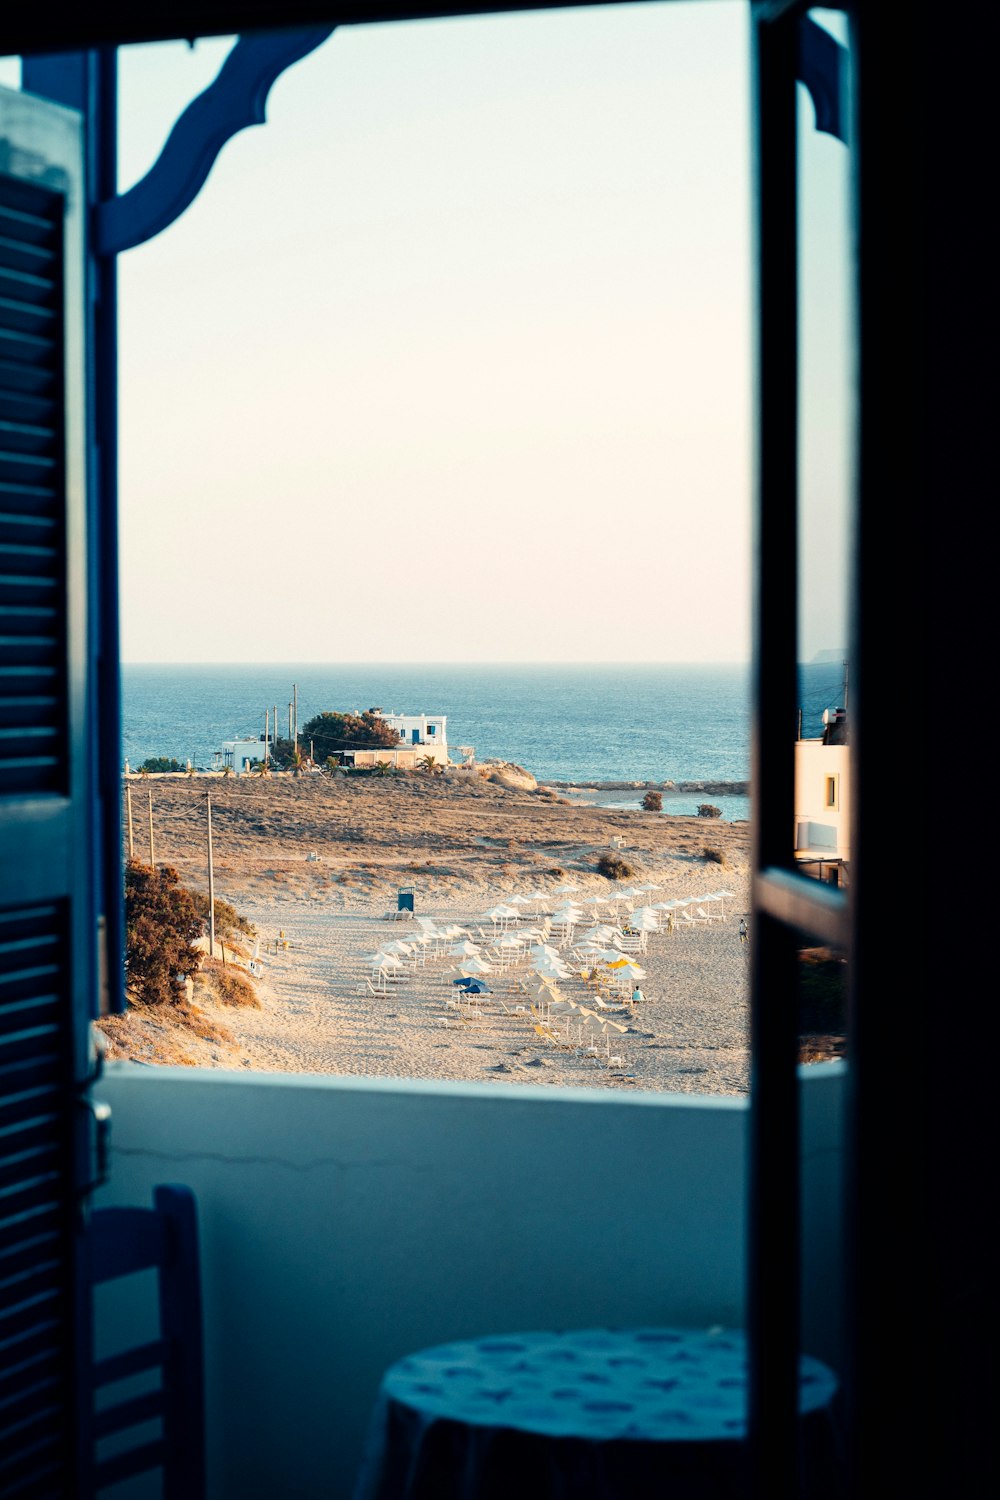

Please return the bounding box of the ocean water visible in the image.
[121,661,847,823]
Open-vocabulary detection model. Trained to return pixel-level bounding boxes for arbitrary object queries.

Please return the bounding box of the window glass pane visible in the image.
[797,937,847,1064]
[795,10,852,887]
[105,5,755,1097]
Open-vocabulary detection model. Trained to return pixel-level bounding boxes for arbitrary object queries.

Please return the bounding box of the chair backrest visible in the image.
[88,1184,205,1499]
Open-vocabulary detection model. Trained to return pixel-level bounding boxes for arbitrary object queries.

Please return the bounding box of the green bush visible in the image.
[642,790,663,812]
[124,861,202,1006]
[139,756,182,774]
[299,711,402,762]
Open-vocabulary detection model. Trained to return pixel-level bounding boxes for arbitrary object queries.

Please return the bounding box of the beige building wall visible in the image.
[794,740,851,863]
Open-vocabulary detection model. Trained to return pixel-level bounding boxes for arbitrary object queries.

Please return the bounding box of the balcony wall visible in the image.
[94,1063,846,1500]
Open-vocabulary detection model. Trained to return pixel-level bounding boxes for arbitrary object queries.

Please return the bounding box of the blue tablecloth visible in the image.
[353,1327,842,1500]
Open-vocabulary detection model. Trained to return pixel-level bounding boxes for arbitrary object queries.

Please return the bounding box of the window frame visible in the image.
[3,3,929,1495]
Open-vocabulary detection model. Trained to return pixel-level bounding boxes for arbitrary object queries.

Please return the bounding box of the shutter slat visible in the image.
[0,178,65,795]
[0,141,77,1498]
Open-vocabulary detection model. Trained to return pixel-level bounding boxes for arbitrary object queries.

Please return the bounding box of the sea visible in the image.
[121,661,848,824]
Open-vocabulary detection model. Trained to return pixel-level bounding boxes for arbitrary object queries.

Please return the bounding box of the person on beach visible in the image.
[631,984,645,1005]
[739,918,749,945]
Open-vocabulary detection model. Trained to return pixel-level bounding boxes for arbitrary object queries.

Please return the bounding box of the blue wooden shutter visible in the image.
[0,86,96,1498]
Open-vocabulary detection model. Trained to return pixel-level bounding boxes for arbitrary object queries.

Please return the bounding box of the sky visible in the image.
[2,3,850,665]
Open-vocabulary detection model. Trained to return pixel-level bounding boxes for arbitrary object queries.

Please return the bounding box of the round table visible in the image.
[352,1326,842,1500]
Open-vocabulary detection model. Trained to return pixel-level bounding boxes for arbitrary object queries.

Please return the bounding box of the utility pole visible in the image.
[293,682,298,753]
[288,701,293,742]
[207,793,216,959]
[147,787,155,869]
[264,708,270,768]
[125,781,134,860]
[273,705,277,751]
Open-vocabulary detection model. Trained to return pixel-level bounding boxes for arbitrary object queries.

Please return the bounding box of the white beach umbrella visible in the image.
[452,956,492,976]
[605,957,645,977]
[581,925,617,944]
[448,940,481,957]
[497,933,524,950]
[706,889,736,917]
[365,951,401,968]
[554,883,580,894]
[629,909,659,932]
[535,949,570,968]
[382,939,413,955]
[532,955,570,976]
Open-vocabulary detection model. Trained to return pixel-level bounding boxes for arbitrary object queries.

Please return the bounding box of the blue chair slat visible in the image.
[94,1338,169,1386]
[88,1183,205,1499]
[93,1388,165,1440]
[96,1439,168,1491]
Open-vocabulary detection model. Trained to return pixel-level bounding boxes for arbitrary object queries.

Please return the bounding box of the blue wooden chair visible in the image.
[88,1184,205,1498]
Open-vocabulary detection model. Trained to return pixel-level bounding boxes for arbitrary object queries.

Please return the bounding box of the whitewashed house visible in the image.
[212,737,265,773]
[372,710,448,764]
[794,707,850,883]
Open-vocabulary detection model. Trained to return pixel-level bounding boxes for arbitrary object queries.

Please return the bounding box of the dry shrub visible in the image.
[642,790,663,812]
[200,958,260,1008]
[597,854,635,880]
[697,803,722,818]
[702,847,726,864]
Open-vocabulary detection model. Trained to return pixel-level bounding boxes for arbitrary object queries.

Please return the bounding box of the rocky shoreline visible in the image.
[545,780,750,796]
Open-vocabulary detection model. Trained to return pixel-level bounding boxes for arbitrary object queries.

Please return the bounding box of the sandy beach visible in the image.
[104,768,753,1094]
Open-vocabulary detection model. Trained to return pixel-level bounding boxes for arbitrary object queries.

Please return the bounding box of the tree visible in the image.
[139,756,182,774]
[124,861,203,1006]
[300,711,401,763]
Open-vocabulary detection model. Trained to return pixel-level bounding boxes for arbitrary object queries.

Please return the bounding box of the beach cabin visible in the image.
[0,9,956,1500]
[793,710,851,884]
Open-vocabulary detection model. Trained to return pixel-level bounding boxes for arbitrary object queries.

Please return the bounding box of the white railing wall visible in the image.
[94,1064,846,1500]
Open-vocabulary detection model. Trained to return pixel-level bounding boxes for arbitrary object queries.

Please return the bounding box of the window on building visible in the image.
[825,774,838,808]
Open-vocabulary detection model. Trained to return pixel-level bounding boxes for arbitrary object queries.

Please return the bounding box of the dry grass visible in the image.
[96,994,237,1067]
[124,771,750,909]
[197,958,261,1008]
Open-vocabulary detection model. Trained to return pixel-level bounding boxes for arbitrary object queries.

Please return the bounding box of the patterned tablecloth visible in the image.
[353,1326,841,1500]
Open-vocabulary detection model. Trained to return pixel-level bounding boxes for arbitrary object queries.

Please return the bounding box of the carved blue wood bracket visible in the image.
[797,15,848,145]
[96,26,334,257]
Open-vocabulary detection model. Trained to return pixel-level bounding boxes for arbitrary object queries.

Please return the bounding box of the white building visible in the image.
[212,737,264,772]
[794,708,850,884]
[371,711,448,764]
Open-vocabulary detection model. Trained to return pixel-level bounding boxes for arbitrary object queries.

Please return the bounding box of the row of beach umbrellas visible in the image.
[364,885,734,988]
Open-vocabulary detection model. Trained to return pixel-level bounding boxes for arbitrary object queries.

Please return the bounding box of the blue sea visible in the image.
[121,662,848,823]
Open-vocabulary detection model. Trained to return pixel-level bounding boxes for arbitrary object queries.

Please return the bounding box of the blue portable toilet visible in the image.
[397,887,414,913]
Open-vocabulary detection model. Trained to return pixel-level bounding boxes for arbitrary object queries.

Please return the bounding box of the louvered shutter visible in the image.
[0,88,95,1499]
